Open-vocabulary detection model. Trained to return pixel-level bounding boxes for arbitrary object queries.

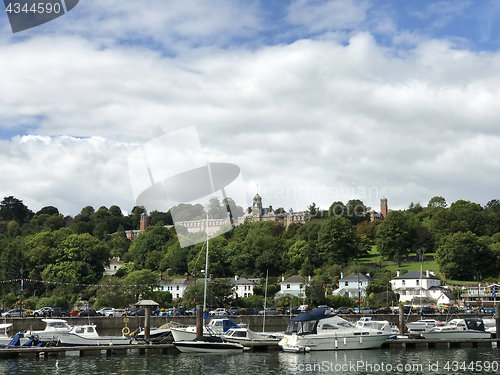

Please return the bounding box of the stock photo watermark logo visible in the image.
[3,0,79,33]
[127,126,247,248]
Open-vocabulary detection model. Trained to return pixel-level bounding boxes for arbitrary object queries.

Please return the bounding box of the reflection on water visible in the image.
[0,346,500,375]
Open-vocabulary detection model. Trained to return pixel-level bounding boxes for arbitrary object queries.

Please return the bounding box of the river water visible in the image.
[1,346,500,375]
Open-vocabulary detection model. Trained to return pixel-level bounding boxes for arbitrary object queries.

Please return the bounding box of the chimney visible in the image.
[341,272,344,279]
[235,275,239,280]
[396,269,400,277]
[426,270,430,278]
[184,272,188,280]
[282,276,285,282]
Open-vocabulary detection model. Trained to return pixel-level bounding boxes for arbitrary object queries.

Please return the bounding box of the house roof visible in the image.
[393,271,439,280]
[281,275,306,284]
[440,290,457,301]
[340,273,374,282]
[157,278,190,286]
[229,278,257,286]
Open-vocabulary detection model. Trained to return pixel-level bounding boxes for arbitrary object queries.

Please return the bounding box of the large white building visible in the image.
[391,270,441,303]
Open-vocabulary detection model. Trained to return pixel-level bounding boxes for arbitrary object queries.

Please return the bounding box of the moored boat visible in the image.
[173,335,244,353]
[421,318,491,339]
[223,327,282,346]
[406,319,444,333]
[278,307,392,352]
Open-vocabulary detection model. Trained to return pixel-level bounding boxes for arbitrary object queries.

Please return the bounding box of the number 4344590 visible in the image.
[5,2,62,14]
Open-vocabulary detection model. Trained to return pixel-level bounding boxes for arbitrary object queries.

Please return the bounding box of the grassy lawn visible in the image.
[358,245,384,264]
[358,245,479,285]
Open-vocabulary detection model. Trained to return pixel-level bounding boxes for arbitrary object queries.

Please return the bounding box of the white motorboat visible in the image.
[27,318,130,346]
[133,327,173,343]
[278,307,392,352]
[174,335,244,353]
[406,319,445,333]
[355,317,399,335]
[170,318,245,342]
[421,318,491,339]
[27,318,73,339]
[223,327,282,346]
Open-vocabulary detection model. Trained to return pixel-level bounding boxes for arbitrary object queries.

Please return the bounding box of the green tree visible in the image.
[435,231,497,280]
[316,216,360,265]
[375,211,411,265]
[0,196,33,224]
[428,196,447,209]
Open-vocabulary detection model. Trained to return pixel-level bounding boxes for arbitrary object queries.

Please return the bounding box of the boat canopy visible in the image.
[290,307,336,322]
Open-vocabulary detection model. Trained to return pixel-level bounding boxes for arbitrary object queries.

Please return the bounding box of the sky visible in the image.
[1,0,500,217]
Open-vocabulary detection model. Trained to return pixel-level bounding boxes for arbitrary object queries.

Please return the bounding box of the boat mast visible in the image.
[203,208,209,315]
[263,269,268,333]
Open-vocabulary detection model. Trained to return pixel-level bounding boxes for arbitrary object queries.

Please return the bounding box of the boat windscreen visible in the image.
[465,319,485,331]
[297,320,318,336]
[285,321,298,335]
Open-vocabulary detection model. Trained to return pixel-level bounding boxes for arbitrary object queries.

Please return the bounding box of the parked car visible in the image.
[374,307,392,314]
[78,308,97,317]
[418,306,436,314]
[209,308,228,316]
[227,306,241,315]
[48,307,71,317]
[96,307,115,316]
[335,307,352,314]
[285,306,301,315]
[33,307,52,317]
[127,308,145,316]
[1,308,27,317]
[258,308,281,315]
[108,308,126,317]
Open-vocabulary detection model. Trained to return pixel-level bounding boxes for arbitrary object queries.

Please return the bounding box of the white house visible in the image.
[276,275,308,298]
[332,273,374,299]
[104,257,124,276]
[229,276,257,298]
[156,274,191,299]
[391,270,441,303]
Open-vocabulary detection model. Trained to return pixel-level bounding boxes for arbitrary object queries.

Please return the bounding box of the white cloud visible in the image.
[285,0,371,32]
[1,2,500,216]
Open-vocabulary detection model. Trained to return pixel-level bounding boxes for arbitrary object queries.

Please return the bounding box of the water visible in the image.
[1,346,500,375]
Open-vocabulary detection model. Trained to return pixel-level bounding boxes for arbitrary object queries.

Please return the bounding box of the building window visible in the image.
[402,280,405,286]
[416,280,419,286]
[345,282,349,287]
[287,284,290,289]
[177,286,179,290]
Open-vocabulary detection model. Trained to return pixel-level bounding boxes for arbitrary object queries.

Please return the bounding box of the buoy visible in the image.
[305,347,311,352]
[122,326,130,335]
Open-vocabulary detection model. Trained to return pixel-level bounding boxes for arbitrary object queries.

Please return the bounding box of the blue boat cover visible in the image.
[290,307,336,322]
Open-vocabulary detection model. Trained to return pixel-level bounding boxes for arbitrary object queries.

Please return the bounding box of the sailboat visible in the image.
[173,202,244,354]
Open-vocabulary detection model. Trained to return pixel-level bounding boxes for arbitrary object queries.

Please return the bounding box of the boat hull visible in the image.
[421,331,491,339]
[58,333,131,346]
[279,333,391,352]
[174,341,244,353]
